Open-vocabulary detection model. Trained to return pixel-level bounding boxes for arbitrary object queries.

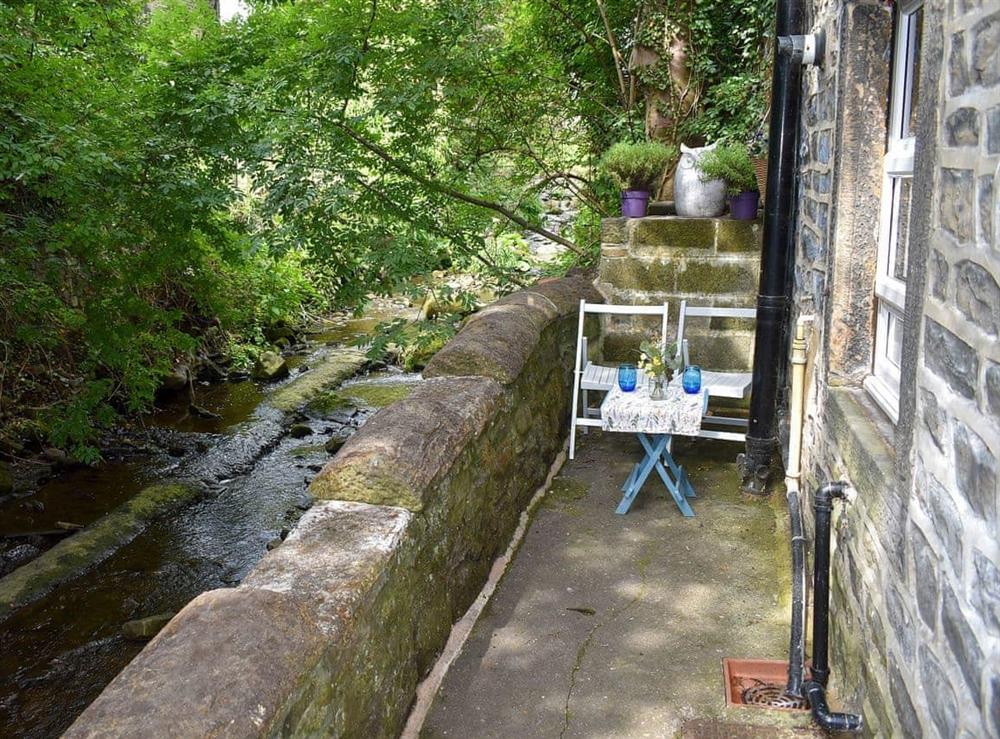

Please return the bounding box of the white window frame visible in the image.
[865,0,922,424]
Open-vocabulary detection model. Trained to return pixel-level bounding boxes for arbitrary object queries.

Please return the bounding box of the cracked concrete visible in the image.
[421,431,820,738]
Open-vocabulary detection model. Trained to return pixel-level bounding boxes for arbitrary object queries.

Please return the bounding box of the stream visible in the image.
[0,301,421,738]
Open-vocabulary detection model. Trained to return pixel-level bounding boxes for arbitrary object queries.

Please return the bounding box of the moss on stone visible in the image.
[0,482,200,619]
[542,476,589,507]
[601,218,628,244]
[631,217,716,249]
[306,391,353,414]
[340,382,416,409]
[310,460,423,511]
[289,444,329,457]
[675,258,759,294]
[600,331,646,363]
[684,332,754,370]
[269,350,367,411]
[716,219,763,252]
[599,257,677,292]
[708,316,757,331]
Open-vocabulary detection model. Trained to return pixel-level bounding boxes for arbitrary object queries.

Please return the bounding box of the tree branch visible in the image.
[595,0,630,111]
[329,118,584,256]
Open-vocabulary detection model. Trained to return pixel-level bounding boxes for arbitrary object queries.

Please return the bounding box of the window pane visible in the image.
[889,177,912,281]
[903,7,923,138]
[886,309,903,368]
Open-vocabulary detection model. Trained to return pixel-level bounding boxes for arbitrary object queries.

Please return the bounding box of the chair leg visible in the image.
[582,389,590,434]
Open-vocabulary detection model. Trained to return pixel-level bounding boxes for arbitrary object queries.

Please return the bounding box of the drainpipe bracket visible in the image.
[777,32,824,66]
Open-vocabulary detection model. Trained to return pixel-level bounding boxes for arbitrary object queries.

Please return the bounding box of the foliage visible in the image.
[600,142,677,191]
[525,0,774,148]
[681,73,770,153]
[0,0,321,459]
[0,0,773,458]
[638,338,680,378]
[697,144,758,195]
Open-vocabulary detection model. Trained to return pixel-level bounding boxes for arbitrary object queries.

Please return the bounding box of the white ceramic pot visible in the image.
[673,143,727,217]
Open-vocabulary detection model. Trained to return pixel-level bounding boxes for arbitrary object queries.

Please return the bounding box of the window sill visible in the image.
[863,374,900,424]
[825,387,897,499]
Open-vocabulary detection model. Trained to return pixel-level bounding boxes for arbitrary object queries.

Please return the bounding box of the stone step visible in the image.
[597,254,760,297]
[599,328,754,371]
[601,216,762,254]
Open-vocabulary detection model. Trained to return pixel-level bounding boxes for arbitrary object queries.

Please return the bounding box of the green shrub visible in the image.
[681,73,771,155]
[599,142,677,192]
[698,144,758,195]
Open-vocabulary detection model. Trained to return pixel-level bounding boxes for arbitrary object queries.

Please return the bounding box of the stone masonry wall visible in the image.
[597,216,761,370]
[790,0,1000,736]
[904,0,1000,734]
[65,275,600,738]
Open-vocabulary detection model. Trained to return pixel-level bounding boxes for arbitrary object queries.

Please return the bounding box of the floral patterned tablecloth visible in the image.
[600,379,705,436]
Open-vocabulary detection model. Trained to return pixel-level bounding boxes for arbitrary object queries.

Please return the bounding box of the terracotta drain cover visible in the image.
[722,658,810,712]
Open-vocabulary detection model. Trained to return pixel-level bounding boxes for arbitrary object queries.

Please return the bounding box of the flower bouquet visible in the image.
[638,338,679,400]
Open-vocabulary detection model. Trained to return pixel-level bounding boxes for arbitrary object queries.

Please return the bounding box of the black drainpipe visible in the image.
[739,0,807,495]
[785,487,807,699]
[801,481,864,733]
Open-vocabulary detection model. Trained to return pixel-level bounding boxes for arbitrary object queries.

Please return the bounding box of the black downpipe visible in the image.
[785,488,806,698]
[802,481,864,733]
[739,0,806,495]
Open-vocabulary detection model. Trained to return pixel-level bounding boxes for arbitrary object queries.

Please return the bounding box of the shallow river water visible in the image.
[0,308,419,737]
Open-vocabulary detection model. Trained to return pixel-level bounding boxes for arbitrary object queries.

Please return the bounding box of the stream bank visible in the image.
[0,301,422,739]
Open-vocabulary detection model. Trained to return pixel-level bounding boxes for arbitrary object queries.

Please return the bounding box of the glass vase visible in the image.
[649,374,667,400]
[617,363,637,392]
[682,365,702,394]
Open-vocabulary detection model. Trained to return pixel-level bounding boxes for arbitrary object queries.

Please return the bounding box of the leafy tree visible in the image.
[0,0,773,458]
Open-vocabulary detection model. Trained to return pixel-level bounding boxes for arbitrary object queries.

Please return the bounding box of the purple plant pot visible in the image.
[729,190,760,221]
[621,190,651,218]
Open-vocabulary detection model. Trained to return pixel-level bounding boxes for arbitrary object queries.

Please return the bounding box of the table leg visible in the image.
[615,434,669,515]
[621,462,641,493]
[637,434,695,517]
[659,448,696,499]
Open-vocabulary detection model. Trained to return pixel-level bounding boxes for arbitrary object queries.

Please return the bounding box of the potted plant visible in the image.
[698,143,760,220]
[600,141,677,218]
[638,337,680,400]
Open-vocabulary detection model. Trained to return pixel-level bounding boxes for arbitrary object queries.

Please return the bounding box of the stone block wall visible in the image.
[597,216,761,370]
[789,0,1000,736]
[65,275,600,738]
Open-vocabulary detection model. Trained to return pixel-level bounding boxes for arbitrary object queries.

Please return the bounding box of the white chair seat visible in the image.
[581,362,617,391]
[700,370,752,399]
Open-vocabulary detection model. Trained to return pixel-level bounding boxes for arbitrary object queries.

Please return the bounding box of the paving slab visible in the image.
[422,431,821,738]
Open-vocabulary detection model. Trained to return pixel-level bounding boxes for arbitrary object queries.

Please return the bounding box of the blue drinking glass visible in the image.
[682,365,702,394]
[617,363,637,392]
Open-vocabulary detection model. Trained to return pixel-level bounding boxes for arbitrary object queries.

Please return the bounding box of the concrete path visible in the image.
[422,432,819,738]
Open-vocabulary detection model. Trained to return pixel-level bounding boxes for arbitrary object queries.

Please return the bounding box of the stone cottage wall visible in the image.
[789,0,1000,735]
[65,275,600,738]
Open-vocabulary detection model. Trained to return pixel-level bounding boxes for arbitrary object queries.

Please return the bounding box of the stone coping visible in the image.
[309,377,505,511]
[424,275,597,383]
[66,274,599,738]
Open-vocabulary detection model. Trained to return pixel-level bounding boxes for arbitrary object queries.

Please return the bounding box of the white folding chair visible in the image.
[675,299,756,442]
[569,300,669,459]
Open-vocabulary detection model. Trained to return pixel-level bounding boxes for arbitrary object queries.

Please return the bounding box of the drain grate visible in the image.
[740,680,809,710]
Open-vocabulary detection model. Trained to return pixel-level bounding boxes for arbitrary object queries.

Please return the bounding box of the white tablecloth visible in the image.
[600,379,705,436]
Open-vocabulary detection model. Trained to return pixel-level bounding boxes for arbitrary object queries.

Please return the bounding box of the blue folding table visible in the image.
[600,382,707,516]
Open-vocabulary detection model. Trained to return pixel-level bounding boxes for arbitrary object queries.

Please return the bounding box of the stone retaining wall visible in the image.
[66,275,600,738]
[597,215,760,370]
